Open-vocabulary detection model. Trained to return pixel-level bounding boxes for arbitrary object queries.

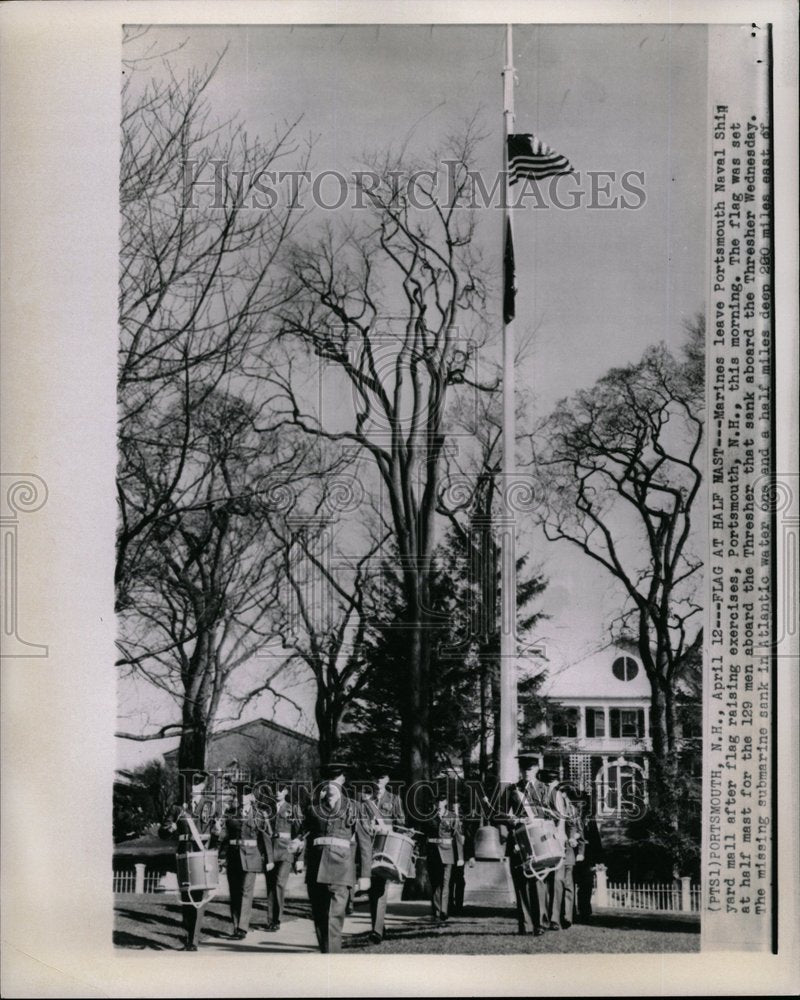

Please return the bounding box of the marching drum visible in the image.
[513,818,564,880]
[371,826,417,882]
[176,849,220,894]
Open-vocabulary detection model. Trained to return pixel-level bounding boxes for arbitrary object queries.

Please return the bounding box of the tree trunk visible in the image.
[176,714,208,774]
[177,636,213,776]
[314,690,340,769]
[400,614,431,784]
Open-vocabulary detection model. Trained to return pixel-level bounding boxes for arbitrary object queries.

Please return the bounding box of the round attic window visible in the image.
[612,655,639,681]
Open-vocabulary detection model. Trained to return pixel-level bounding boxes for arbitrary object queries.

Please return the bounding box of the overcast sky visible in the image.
[118,23,708,769]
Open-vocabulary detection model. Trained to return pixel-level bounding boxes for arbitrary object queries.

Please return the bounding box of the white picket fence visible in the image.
[113,870,138,894]
[112,865,307,900]
[114,863,701,915]
[113,865,169,895]
[595,866,700,913]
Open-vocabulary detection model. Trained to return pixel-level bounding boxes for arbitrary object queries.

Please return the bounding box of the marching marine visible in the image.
[218,781,274,940]
[423,782,464,926]
[361,765,405,944]
[263,782,303,932]
[572,790,604,923]
[504,756,562,936]
[159,774,222,952]
[297,762,373,953]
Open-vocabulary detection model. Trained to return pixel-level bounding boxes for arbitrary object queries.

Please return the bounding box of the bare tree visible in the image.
[265,501,389,766]
[117,34,307,607]
[260,129,493,782]
[115,391,315,771]
[528,320,705,803]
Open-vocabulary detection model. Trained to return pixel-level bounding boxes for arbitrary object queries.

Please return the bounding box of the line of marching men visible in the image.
[161,754,602,953]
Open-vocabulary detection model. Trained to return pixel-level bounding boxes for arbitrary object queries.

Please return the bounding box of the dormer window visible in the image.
[612,655,639,681]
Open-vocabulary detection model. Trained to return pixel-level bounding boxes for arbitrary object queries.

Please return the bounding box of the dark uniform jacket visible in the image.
[376,789,405,825]
[577,816,603,865]
[160,803,221,857]
[424,807,464,865]
[219,809,272,872]
[504,781,576,862]
[300,794,372,886]
[506,779,552,821]
[363,789,405,831]
[269,800,303,863]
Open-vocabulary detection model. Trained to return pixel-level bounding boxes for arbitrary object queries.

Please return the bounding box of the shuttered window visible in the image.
[586,707,606,737]
[609,708,645,738]
[552,707,579,738]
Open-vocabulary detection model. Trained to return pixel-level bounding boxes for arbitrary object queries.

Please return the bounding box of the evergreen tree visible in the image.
[340,527,548,786]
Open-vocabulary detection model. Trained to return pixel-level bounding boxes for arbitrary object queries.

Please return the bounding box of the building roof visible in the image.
[542,646,651,700]
[162,717,316,760]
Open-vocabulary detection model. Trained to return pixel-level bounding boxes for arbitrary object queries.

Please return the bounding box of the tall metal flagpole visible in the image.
[499,23,518,785]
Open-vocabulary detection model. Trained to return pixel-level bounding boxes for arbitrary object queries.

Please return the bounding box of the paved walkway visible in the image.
[195,899,437,953]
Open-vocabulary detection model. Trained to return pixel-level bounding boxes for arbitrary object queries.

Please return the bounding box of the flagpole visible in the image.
[499,23,518,786]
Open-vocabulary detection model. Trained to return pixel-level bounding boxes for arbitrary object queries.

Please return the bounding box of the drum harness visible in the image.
[178,812,220,909]
[513,785,565,882]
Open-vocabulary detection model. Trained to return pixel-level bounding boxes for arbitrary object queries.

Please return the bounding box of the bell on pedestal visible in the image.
[473,823,504,861]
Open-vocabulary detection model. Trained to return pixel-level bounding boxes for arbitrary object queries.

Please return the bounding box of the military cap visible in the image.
[319,761,350,781]
[369,762,393,779]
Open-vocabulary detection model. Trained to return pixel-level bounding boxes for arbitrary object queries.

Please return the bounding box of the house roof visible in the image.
[541,646,651,700]
[162,717,316,760]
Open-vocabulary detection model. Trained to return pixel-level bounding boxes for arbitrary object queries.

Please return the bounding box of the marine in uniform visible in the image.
[263,782,303,932]
[448,800,469,916]
[423,784,464,926]
[573,791,603,923]
[159,776,221,952]
[361,766,405,944]
[504,756,556,936]
[549,780,581,930]
[298,762,372,953]
[218,782,274,940]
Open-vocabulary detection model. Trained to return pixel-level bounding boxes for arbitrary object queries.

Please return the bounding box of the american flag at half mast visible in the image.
[507,133,574,184]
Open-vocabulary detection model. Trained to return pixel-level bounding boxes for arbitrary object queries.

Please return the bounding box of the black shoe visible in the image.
[368,931,383,944]
[183,943,198,951]
[533,928,545,937]
[266,922,281,932]
[562,921,572,929]
[234,929,247,940]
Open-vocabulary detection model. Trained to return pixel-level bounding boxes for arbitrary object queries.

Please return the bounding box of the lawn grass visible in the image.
[114,896,699,955]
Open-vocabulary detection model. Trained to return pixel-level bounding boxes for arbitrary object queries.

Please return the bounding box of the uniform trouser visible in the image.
[227,865,256,932]
[368,875,390,936]
[550,864,574,927]
[180,890,208,947]
[307,881,350,953]
[449,863,466,914]
[266,859,292,925]
[510,865,548,933]
[574,864,593,920]
[427,854,452,920]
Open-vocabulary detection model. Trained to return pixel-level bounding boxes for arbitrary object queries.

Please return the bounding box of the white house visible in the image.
[525,646,655,818]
